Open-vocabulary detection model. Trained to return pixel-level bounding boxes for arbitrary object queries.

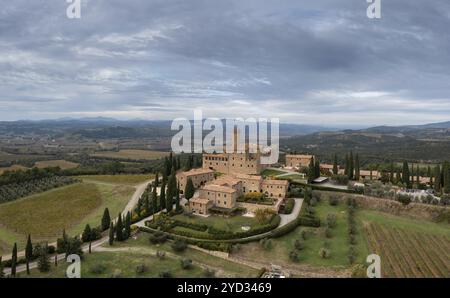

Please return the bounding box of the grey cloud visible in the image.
[0,0,449,125]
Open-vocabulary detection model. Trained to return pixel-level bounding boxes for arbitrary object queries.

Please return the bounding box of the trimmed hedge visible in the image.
[283,198,295,214]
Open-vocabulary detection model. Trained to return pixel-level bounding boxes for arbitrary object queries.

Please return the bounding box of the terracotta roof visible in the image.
[178,168,214,177]
[286,154,314,159]
[233,173,262,181]
[262,179,289,186]
[207,175,241,187]
[202,184,237,193]
[190,197,212,204]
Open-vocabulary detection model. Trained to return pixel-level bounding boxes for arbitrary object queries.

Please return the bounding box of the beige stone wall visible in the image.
[199,188,237,209]
[237,198,283,213]
[262,183,288,198]
[178,172,215,193]
[203,153,263,175]
[286,155,313,168]
[189,200,212,215]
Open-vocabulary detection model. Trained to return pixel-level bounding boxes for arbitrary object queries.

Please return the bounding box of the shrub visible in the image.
[149,231,168,244]
[180,258,193,270]
[111,269,123,278]
[283,198,295,214]
[259,238,273,250]
[348,225,357,235]
[294,239,305,251]
[89,264,107,274]
[171,239,188,252]
[306,206,316,215]
[328,195,339,206]
[324,227,332,238]
[348,234,357,245]
[319,247,331,259]
[312,191,322,202]
[159,271,172,278]
[301,229,309,240]
[323,240,331,248]
[326,214,337,228]
[289,251,300,262]
[309,197,317,207]
[136,264,148,275]
[203,268,216,278]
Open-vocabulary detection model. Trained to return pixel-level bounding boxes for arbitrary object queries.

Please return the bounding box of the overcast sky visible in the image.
[0,0,449,126]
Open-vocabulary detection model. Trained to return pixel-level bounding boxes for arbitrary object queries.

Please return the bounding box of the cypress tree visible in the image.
[314,159,320,179]
[166,171,177,213]
[11,243,17,277]
[109,222,114,246]
[416,165,420,184]
[185,178,195,201]
[0,256,4,278]
[155,172,159,186]
[152,185,158,213]
[355,154,360,181]
[434,165,441,193]
[82,224,92,243]
[37,244,50,273]
[349,151,354,180]
[333,154,338,175]
[125,211,131,239]
[101,208,111,231]
[443,161,450,193]
[25,234,33,275]
[307,157,315,183]
[160,181,166,210]
[402,161,410,188]
[116,213,124,241]
[175,182,181,211]
[144,195,150,215]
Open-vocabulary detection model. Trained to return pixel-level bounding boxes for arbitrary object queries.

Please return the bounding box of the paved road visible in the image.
[279,198,303,227]
[1,179,153,276]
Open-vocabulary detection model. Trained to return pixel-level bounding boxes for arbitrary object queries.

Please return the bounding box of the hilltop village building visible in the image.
[285,154,314,168]
[186,173,289,215]
[176,168,215,192]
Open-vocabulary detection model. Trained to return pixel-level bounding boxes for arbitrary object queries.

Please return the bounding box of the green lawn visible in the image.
[0,182,135,255]
[172,214,260,233]
[234,198,367,269]
[261,169,285,177]
[23,251,206,278]
[78,174,153,186]
[357,209,450,237]
[108,233,259,278]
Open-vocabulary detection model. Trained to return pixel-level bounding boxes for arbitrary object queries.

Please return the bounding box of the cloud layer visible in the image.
[1,0,449,126]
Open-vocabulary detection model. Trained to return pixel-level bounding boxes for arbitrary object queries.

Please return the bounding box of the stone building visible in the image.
[285,154,314,168]
[176,168,215,193]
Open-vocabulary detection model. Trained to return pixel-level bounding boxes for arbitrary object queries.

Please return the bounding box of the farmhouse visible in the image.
[285,154,314,168]
[177,168,215,193]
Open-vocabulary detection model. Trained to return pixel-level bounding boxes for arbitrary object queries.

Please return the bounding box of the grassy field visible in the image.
[24,232,259,278]
[0,182,135,255]
[91,149,169,160]
[261,168,286,177]
[172,214,259,233]
[234,198,366,270]
[105,233,259,277]
[34,160,79,170]
[24,251,206,278]
[78,174,153,185]
[0,164,28,174]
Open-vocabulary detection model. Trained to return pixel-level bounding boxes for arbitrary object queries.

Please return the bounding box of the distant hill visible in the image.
[282,121,450,163]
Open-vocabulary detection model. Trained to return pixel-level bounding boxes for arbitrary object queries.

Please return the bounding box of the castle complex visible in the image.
[176,128,289,215]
